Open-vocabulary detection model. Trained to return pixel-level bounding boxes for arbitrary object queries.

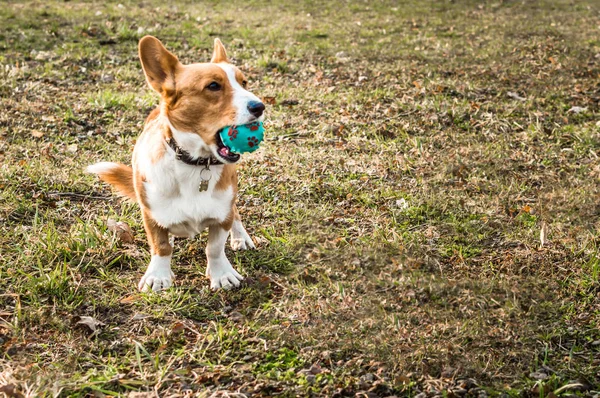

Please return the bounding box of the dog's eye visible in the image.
[206,82,221,91]
[242,80,248,88]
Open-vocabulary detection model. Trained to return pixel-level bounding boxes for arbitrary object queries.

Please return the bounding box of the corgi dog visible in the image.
[87,36,265,291]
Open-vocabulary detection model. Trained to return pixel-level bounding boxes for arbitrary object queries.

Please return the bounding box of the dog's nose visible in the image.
[247,101,265,118]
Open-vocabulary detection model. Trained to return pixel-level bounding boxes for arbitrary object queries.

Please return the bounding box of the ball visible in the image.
[218,121,265,154]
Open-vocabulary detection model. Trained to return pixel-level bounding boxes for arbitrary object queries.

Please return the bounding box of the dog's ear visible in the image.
[211,38,229,63]
[139,36,180,97]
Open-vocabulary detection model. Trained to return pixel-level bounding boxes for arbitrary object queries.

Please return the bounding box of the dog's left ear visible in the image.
[211,38,229,63]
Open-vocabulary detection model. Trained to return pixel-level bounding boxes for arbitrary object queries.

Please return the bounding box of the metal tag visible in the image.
[198,167,212,192]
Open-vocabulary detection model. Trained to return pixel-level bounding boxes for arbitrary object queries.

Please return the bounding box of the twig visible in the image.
[48,191,112,200]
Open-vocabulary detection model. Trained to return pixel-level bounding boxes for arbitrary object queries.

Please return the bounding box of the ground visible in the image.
[0,0,599,397]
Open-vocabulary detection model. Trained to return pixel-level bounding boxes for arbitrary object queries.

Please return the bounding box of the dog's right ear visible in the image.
[139,36,180,97]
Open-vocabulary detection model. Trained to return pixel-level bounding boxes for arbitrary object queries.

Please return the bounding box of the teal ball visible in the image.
[218,122,265,154]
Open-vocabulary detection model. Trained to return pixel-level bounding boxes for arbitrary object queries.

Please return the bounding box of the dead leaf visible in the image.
[567,106,587,114]
[281,99,299,106]
[67,143,78,153]
[0,384,24,398]
[31,130,44,138]
[41,143,53,157]
[120,295,138,304]
[228,311,245,321]
[76,316,105,333]
[396,375,411,384]
[507,91,526,101]
[131,313,150,321]
[252,235,269,247]
[396,198,409,211]
[171,322,185,334]
[262,96,276,105]
[107,219,134,243]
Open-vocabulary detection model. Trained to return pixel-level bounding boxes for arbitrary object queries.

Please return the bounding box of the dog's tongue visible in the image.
[219,146,232,157]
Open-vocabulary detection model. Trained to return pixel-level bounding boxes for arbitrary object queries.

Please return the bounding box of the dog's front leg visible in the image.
[229,205,255,251]
[206,224,243,289]
[138,210,174,292]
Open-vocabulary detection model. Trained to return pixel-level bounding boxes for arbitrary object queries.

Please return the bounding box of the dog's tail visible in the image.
[87,162,136,201]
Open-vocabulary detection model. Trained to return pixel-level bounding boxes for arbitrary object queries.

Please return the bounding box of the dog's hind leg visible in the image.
[229,205,255,251]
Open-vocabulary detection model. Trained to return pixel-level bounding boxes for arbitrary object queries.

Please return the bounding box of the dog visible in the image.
[87,36,265,292]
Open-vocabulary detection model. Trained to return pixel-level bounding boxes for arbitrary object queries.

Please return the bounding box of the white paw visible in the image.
[230,236,255,251]
[207,261,243,290]
[138,269,174,292]
[230,224,255,251]
[138,255,174,292]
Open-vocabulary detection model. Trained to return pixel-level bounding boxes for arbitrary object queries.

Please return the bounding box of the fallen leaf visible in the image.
[507,91,526,101]
[66,143,78,153]
[131,313,150,321]
[76,316,105,333]
[281,99,299,106]
[171,322,185,334]
[31,130,44,138]
[41,143,53,157]
[0,384,24,398]
[567,106,587,114]
[396,375,411,384]
[228,311,245,321]
[396,198,409,211]
[262,96,276,105]
[107,219,134,243]
[529,371,548,380]
[120,295,138,304]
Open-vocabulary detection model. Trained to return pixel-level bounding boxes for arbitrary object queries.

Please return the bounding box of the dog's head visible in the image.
[138,36,264,163]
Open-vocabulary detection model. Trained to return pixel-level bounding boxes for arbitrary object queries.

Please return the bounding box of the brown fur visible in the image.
[94,164,136,201]
[142,209,172,256]
[217,168,239,230]
[165,64,237,145]
[138,36,180,98]
[211,39,229,63]
[220,204,241,231]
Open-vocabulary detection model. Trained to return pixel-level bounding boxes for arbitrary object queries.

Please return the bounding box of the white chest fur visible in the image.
[140,151,234,237]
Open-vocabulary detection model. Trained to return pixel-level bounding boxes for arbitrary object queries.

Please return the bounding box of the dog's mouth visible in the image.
[215,132,241,163]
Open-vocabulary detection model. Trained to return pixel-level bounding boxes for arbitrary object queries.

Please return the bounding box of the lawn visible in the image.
[1,0,599,396]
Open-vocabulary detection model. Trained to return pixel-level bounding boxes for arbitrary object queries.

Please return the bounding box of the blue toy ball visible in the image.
[218,121,265,154]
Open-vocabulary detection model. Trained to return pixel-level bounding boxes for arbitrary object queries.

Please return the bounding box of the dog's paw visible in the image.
[138,268,174,292]
[230,236,255,251]
[207,261,243,290]
[230,224,255,251]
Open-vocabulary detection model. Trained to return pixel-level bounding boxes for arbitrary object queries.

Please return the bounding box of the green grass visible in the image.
[1,0,600,396]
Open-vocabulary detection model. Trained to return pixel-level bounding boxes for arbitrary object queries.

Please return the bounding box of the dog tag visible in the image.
[199,167,212,192]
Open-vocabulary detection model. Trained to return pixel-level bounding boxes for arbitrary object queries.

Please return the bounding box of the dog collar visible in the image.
[166,137,223,167]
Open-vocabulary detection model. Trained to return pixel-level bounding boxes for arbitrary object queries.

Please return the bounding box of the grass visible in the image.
[1,0,600,396]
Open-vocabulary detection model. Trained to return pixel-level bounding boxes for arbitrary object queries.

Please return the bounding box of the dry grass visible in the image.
[1,0,599,396]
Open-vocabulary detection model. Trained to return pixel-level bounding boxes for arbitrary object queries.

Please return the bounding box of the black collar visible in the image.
[166,137,222,167]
